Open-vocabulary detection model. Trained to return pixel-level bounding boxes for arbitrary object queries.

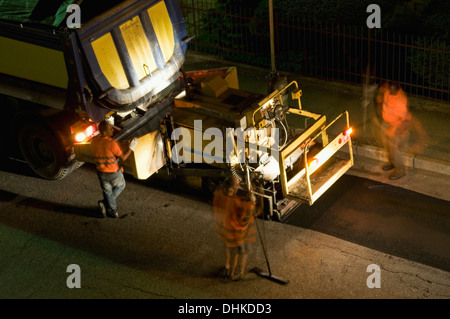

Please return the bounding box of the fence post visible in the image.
[362,27,372,141]
[269,0,276,73]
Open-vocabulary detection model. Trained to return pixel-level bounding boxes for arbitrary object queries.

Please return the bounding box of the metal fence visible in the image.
[180,0,450,102]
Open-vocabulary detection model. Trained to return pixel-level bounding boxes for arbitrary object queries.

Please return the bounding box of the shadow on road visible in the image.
[0,189,103,219]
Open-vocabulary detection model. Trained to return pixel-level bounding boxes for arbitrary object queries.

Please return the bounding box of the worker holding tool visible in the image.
[213,174,259,281]
[91,120,138,218]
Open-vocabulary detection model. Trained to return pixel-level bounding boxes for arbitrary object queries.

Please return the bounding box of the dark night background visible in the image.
[218,0,449,39]
[181,0,450,101]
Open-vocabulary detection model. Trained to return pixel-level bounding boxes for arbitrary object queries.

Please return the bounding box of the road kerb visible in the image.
[350,144,450,176]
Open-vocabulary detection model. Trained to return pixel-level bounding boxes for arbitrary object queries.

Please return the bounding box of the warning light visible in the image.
[309,157,320,170]
[339,127,353,144]
[73,124,96,143]
[343,127,352,142]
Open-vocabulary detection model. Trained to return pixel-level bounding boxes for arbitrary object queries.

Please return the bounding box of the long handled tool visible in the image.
[251,216,289,285]
[244,165,289,285]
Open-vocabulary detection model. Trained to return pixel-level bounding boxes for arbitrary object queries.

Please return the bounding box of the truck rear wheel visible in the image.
[18,123,76,180]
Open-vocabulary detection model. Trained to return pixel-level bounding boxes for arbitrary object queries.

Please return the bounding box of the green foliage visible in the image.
[191,0,449,98]
[276,50,314,73]
[196,2,236,55]
[196,0,270,63]
[408,38,450,89]
[420,0,450,41]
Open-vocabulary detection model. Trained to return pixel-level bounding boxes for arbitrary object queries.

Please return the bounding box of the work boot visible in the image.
[98,200,106,218]
[107,211,119,218]
[227,273,240,281]
[389,169,406,180]
[383,163,394,171]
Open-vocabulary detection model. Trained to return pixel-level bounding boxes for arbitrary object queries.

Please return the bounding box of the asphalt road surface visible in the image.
[0,158,449,300]
[284,174,450,273]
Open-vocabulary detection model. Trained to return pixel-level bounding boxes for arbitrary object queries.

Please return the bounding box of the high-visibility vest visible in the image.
[227,199,257,245]
[382,88,411,124]
[90,136,123,173]
[213,189,256,248]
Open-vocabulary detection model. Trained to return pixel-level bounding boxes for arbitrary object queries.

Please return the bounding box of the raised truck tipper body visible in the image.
[0,0,188,179]
[1,0,353,221]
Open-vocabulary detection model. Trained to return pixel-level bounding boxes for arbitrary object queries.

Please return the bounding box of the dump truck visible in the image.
[0,0,188,179]
[1,0,353,221]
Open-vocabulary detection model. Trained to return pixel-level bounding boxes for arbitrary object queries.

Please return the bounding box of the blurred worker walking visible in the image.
[91,120,138,218]
[213,174,259,281]
[377,81,427,180]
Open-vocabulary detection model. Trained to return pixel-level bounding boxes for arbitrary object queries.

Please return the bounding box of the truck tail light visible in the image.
[72,123,96,143]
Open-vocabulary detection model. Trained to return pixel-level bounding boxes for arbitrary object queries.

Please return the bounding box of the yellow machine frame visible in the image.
[74,69,354,219]
[249,80,354,205]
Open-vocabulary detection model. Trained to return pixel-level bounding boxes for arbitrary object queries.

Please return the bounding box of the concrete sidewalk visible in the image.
[183,52,450,202]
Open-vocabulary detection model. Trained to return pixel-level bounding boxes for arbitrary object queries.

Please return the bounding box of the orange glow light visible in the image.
[74,133,86,143]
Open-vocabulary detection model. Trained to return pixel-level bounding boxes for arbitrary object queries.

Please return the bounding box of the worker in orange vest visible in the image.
[213,174,258,281]
[91,120,138,218]
[379,82,411,180]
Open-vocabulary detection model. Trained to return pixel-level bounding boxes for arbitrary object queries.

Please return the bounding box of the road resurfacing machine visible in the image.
[75,66,354,221]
